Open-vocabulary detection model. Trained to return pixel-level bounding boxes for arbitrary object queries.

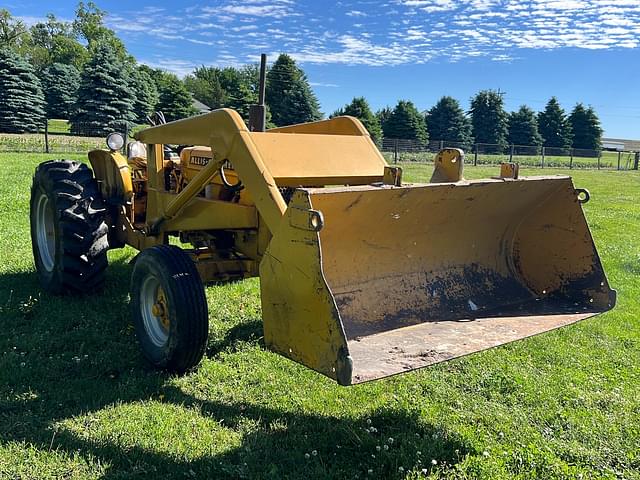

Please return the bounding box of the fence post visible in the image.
[474,144,478,166]
[439,140,444,150]
[44,119,50,154]
[634,152,639,170]
[124,122,129,153]
[509,144,514,162]
[394,139,398,164]
[617,151,621,171]
[597,151,601,170]
[541,146,545,168]
[569,148,573,169]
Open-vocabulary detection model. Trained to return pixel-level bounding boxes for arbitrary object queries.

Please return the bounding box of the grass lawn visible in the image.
[0,153,638,479]
[47,119,71,134]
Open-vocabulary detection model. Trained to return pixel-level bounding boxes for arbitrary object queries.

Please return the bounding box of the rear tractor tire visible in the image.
[30,160,109,294]
[130,245,209,373]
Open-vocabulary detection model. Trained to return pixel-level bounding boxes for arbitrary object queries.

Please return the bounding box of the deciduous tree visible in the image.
[0,9,27,50]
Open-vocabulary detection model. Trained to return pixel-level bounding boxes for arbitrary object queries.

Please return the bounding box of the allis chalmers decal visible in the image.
[189,154,233,169]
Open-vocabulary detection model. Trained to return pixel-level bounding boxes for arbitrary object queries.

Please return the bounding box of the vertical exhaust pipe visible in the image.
[249,53,267,132]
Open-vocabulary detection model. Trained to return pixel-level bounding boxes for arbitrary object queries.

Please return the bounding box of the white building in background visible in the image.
[602,137,640,152]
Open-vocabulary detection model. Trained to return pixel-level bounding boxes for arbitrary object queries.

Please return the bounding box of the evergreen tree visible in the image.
[332,97,382,143]
[70,43,135,136]
[507,105,543,147]
[469,89,508,149]
[382,100,428,143]
[376,107,392,136]
[40,63,80,119]
[0,48,46,133]
[266,54,321,126]
[156,73,197,122]
[426,96,473,147]
[129,66,158,123]
[569,103,602,151]
[538,97,573,149]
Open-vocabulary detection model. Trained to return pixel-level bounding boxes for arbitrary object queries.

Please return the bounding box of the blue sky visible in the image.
[11,0,640,138]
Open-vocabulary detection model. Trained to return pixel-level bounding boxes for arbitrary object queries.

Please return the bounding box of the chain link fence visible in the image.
[0,120,130,154]
[380,138,640,170]
[2,124,639,171]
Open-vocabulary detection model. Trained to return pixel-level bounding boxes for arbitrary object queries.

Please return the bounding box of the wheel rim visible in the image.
[35,192,56,272]
[140,275,170,347]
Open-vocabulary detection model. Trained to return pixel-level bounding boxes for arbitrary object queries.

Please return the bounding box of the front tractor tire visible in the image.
[30,160,109,294]
[131,245,209,373]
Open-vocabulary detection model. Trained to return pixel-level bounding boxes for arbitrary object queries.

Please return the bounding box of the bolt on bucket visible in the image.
[259,175,615,385]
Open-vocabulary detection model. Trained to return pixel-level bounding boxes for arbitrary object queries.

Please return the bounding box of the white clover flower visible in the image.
[304,453,310,460]
[368,469,373,475]
[417,451,421,456]
[312,450,318,456]
[384,444,389,451]
[388,437,394,444]
[367,419,372,425]
[483,451,490,457]
[398,466,404,473]
[431,459,437,465]
[376,445,381,452]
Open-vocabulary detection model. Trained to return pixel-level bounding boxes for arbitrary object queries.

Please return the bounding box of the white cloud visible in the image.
[310,82,340,87]
[96,0,640,70]
[140,58,198,77]
[217,2,293,17]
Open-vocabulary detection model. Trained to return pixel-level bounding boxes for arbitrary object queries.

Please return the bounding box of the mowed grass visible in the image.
[0,153,638,479]
[47,119,71,134]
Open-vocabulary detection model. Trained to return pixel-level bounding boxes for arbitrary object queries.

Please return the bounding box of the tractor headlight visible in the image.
[106,132,125,151]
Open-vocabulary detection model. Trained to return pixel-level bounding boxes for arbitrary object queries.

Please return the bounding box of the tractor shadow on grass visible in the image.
[0,261,472,479]
[206,318,265,355]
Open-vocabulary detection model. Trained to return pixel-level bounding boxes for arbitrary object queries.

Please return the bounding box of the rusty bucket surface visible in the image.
[260,175,615,385]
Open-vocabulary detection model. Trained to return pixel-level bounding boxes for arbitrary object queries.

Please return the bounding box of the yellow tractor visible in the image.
[29,110,615,386]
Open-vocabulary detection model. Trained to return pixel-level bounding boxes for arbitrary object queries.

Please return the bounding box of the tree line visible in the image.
[336,92,602,152]
[0,3,602,152]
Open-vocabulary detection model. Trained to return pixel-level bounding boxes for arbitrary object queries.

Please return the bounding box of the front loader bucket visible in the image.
[260,175,615,385]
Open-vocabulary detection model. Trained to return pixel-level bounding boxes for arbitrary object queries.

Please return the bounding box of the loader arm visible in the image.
[135,108,287,233]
